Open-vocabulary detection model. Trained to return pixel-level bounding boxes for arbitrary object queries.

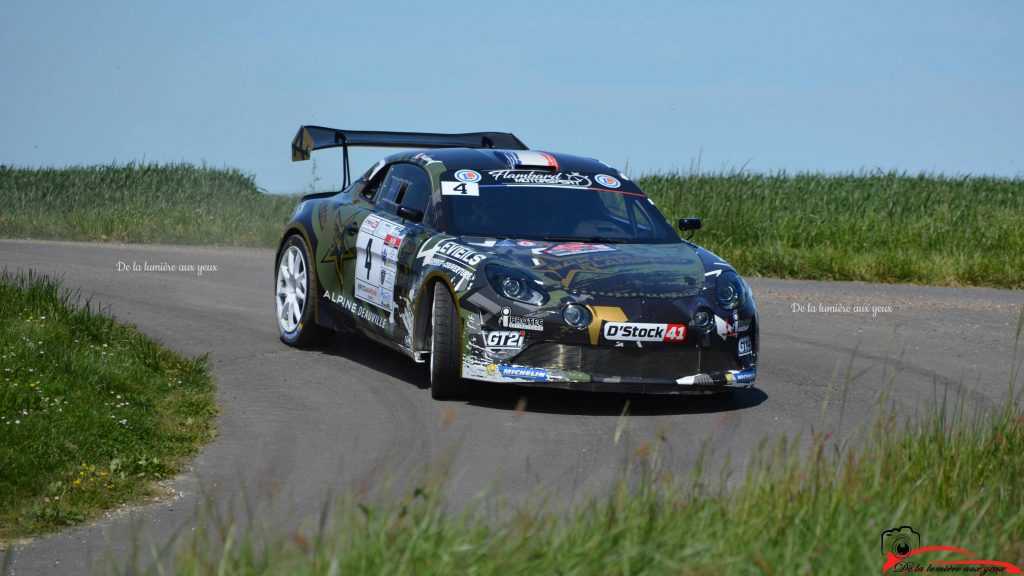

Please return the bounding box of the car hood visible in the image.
[474,240,706,299]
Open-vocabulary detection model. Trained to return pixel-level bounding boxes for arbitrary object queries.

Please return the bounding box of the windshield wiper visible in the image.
[542,236,629,244]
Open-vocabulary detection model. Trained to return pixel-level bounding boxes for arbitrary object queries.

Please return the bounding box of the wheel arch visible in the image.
[412,271,463,355]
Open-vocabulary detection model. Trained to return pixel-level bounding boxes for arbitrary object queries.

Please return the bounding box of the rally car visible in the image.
[275,126,759,399]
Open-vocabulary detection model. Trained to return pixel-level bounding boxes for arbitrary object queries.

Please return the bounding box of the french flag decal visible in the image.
[497,150,559,170]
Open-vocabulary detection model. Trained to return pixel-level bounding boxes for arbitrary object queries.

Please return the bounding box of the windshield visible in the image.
[439,171,680,244]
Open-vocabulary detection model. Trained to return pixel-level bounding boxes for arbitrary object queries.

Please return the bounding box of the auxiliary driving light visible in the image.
[562,304,591,329]
[691,309,714,331]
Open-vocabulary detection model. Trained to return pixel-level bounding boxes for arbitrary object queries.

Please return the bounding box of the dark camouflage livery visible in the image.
[277,148,759,393]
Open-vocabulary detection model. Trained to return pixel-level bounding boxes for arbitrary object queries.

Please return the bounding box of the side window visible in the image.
[360,166,390,202]
[630,201,656,236]
[375,169,402,213]
[599,192,629,221]
[426,190,444,231]
[374,163,432,218]
[397,166,432,214]
[597,192,657,237]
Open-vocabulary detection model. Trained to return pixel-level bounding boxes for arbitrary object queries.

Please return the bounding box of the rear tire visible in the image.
[275,235,331,347]
[429,283,469,400]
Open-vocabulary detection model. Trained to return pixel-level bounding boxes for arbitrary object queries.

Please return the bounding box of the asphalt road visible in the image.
[1,239,1021,574]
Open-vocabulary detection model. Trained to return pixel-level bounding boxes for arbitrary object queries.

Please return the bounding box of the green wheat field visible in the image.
[1,163,1021,288]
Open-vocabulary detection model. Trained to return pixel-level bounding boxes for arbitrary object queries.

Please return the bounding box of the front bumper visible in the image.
[461,341,757,394]
[479,374,756,395]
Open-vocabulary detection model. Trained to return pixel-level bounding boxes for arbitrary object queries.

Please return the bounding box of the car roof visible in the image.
[381,148,621,175]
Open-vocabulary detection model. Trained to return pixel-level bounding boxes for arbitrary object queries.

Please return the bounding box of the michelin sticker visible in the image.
[734,370,756,383]
[354,214,406,312]
[486,364,547,381]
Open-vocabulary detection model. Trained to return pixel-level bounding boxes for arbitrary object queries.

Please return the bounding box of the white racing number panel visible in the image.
[354,214,406,312]
[441,181,480,196]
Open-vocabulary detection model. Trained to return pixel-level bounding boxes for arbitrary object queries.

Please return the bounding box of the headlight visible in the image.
[500,276,527,299]
[485,264,548,305]
[716,270,745,310]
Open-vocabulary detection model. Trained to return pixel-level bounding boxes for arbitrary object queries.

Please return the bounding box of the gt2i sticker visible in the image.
[441,181,480,196]
[355,214,406,312]
[542,243,617,257]
[603,322,687,343]
[483,330,525,349]
[498,307,544,331]
[486,364,547,381]
[738,336,752,356]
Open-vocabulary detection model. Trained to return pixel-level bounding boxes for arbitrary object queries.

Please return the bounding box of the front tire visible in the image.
[276,235,331,347]
[429,283,468,400]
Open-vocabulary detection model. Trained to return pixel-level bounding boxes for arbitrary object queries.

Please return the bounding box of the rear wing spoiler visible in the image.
[291,125,529,186]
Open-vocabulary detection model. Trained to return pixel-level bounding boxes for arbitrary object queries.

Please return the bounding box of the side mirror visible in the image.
[397,206,424,222]
[678,217,702,232]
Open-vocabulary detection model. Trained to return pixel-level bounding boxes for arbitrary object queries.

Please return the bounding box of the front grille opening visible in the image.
[510,343,737,380]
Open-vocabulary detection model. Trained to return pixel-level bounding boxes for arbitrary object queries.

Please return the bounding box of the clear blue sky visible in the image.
[2,1,1021,193]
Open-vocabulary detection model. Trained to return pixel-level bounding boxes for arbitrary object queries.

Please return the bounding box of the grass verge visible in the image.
[0,270,217,542]
[2,164,1022,287]
[128,316,1023,575]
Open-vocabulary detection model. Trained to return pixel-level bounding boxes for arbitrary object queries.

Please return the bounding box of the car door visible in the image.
[350,162,434,342]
